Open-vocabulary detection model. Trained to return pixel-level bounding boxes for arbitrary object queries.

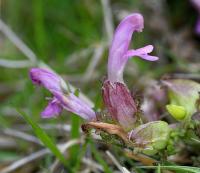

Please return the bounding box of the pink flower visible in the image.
[103,13,159,130]
[107,13,159,83]
[30,68,96,120]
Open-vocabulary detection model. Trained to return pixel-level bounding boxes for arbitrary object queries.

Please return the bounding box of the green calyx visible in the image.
[131,121,171,156]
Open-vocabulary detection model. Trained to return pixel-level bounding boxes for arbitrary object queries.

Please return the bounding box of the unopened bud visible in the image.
[166,104,186,120]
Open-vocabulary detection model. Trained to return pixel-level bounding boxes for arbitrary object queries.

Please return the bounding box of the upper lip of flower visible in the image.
[30,68,62,92]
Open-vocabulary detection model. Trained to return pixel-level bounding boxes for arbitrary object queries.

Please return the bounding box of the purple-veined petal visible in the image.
[108,13,144,83]
[30,68,62,92]
[41,98,63,118]
[102,80,138,131]
[53,90,96,121]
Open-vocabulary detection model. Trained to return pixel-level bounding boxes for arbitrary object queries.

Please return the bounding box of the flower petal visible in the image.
[138,55,159,61]
[30,68,62,92]
[108,13,144,83]
[53,90,96,121]
[41,98,63,118]
[128,45,154,55]
[124,45,159,61]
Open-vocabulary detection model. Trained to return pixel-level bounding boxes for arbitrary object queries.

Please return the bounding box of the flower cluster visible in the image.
[30,13,171,156]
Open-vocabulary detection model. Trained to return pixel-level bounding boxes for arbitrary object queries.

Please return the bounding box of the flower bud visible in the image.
[102,80,139,131]
[166,104,186,121]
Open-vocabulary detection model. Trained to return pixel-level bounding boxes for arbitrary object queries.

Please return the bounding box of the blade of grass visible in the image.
[69,114,80,166]
[17,109,71,171]
[156,164,161,173]
[33,0,46,58]
[191,138,200,143]
[138,165,200,173]
[90,140,113,173]
[72,137,89,172]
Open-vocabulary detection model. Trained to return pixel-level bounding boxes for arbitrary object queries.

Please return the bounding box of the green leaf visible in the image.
[17,109,70,170]
[69,114,80,166]
[156,164,161,173]
[138,166,200,173]
[90,140,112,173]
[72,137,89,172]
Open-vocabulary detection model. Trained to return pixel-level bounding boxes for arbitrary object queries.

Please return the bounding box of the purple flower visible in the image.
[107,13,159,83]
[103,13,159,130]
[30,68,96,121]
